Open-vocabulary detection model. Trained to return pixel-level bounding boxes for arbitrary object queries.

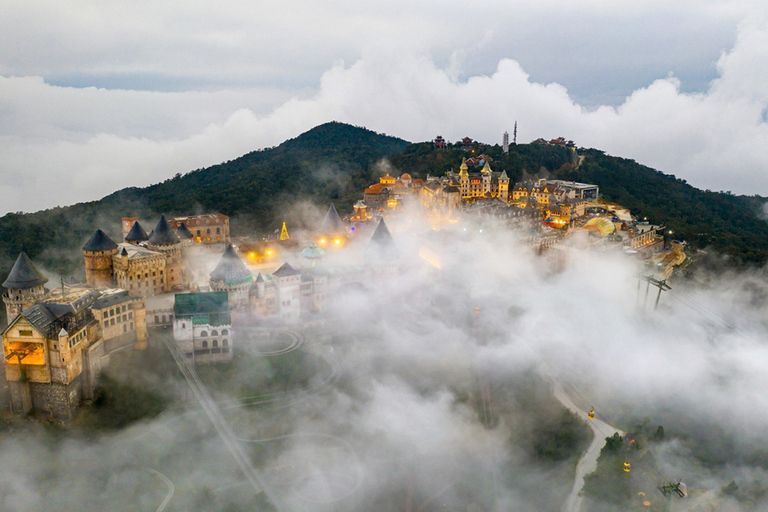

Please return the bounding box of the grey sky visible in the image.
[1,1,767,214]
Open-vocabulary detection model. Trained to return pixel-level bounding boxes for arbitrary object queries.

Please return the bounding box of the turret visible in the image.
[499,170,510,202]
[82,229,118,288]
[148,215,185,291]
[2,251,49,323]
[210,245,253,309]
[124,221,149,244]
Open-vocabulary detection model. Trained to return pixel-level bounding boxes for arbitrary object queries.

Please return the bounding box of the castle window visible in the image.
[161,315,166,323]
[19,330,32,337]
[122,314,127,322]
[216,228,220,234]
[221,329,228,336]
[110,318,115,326]
[155,315,159,323]
[130,322,134,330]
[211,330,218,337]
[200,331,208,337]
[182,323,185,329]
[206,228,210,234]
[222,339,228,347]
[202,340,208,348]
[212,340,218,348]
[104,321,108,328]
[117,316,121,323]
[123,325,127,333]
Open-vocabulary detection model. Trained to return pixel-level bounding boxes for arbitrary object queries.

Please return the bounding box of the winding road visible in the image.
[548,377,625,512]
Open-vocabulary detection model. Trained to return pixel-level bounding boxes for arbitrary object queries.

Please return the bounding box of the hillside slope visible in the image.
[0,122,766,312]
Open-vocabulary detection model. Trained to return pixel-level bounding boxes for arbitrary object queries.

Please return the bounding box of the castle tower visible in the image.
[503,132,509,154]
[2,252,49,323]
[147,215,185,292]
[459,159,469,198]
[499,170,510,202]
[121,217,139,242]
[83,229,118,288]
[481,161,493,195]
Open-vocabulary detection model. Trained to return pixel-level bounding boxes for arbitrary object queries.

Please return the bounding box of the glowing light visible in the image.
[319,238,327,245]
[266,249,273,256]
[643,501,651,506]
[334,238,341,245]
[248,252,255,259]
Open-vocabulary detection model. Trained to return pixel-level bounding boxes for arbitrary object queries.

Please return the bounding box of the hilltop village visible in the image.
[1,136,684,419]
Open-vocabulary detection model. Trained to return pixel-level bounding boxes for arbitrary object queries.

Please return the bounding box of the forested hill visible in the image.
[0,122,409,282]
[1,121,767,300]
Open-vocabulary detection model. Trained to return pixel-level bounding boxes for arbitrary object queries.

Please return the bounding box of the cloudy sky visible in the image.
[2,0,768,214]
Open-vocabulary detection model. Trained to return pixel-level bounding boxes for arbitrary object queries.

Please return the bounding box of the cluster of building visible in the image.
[1,204,406,418]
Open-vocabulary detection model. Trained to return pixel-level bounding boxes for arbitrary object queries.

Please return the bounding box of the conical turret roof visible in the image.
[148,215,179,245]
[319,204,345,233]
[365,218,399,262]
[210,245,252,285]
[125,221,149,242]
[3,251,48,289]
[176,222,194,240]
[83,229,118,252]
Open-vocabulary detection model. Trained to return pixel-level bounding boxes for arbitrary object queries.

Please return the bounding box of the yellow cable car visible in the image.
[588,409,595,420]
[623,462,631,473]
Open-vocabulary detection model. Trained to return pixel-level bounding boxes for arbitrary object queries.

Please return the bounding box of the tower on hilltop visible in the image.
[503,131,509,153]
[513,121,517,144]
[83,229,118,288]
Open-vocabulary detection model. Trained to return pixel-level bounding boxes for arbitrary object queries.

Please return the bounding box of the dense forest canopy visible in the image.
[1,121,766,322]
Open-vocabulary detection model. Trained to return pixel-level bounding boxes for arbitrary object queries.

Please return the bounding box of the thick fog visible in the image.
[1,213,768,511]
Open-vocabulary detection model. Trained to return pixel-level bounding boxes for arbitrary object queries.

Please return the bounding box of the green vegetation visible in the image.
[195,347,324,402]
[78,374,171,431]
[555,149,768,264]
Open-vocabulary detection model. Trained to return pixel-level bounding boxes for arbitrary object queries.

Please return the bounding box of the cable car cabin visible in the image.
[623,462,631,473]
[588,409,595,420]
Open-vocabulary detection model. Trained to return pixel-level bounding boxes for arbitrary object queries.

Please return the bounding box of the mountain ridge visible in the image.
[0,121,766,307]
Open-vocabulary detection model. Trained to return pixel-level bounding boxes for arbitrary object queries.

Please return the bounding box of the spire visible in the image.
[125,221,149,242]
[148,215,179,245]
[210,245,252,285]
[176,222,194,240]
[2,251,48,289]
[82,229,118,252]
[459,158,469,178]
[481,161,492,173]
[319,204,345,233]
[500,170,509,180]
[280,222,290,241]
[365,218,399,263]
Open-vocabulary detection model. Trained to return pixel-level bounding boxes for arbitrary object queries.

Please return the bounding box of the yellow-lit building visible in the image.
[2,252,147,418]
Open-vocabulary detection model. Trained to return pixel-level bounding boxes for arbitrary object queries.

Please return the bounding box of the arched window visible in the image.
[181,322,185,329]
[222,339,228,347]
[130,322,134,330]
[212,340,218,348]
[202,340,208,348]
[200,331,208,337]
[221,329,229,336]
[211,330,218,337]
[161,315,166,323]
[154,315,159,323]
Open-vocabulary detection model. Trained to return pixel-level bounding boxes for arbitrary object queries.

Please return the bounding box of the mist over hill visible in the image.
[1,120,767,311]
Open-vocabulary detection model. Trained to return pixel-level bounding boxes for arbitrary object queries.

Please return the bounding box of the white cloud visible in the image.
[2,7,768,213]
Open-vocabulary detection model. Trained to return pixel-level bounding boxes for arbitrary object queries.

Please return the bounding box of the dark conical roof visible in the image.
[125,221,149,242]
[273,262,301,277]
[83,229,118,252]
[210,245,252,285]
[319,204,345,233]
[366,218,399,262]
[148,215,179,245]
[176,222,194,240]
[3,251,49,289]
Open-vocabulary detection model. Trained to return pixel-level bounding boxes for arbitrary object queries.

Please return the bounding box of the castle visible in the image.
[2,251,147,418]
